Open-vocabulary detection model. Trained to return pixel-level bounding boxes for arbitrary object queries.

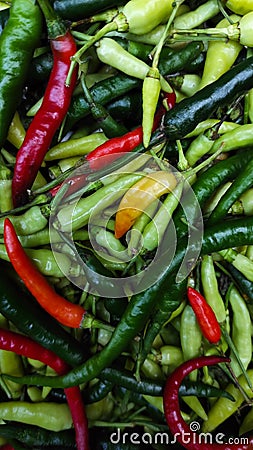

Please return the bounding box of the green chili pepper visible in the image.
[0,423,75,448]
[142,67,161,148]
[201,255,226,323]
[180,304,202,381]
[0,401,72,431]
[208,156,253,225]
[0,206,48,236]
[0,0,42,149]
[198,15,243,89]
[45,132,107,161]
[202,369,253,433]
[0,268,88,367]
[64,73,141,134]
[9,216,253,389]
[228,285,252,376]
[163,56,253,140]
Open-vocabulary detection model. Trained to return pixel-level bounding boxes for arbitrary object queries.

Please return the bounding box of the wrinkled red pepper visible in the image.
[163,355,253,450]
[12,0,78,207]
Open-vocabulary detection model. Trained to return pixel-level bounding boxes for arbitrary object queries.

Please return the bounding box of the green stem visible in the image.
[152,0,185,69]
[66,21,119,86]
[36,0,66,38]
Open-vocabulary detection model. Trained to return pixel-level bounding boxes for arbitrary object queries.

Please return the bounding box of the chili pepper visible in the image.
[0,244,80,278]
[80,74,128,138]
[173,0,220,29]
[0,206,48,236]
[28,50,54,83]
[4,218,87,329]
[163,56,253,140]
[208,156,253,225]
[180,304,202,381]
[228,285,252,377]
[187,287,221,344]
[202,368,253,433]
[45,132,107,161]
[225,262,253,320]
[66,0,176,84]
[54,0,127,20]
[0,401,72,432]
[225,0,253,15]
[95,37,171,93]
[142,67,162,148]
[64,73,141,134]
[198,15,243,89]
[200,255,226,323]
[0,268,87,367]
[6,112,25,150]
[0,328,89,450]
[170,74,201,97]
[12,0,78,207]
[210,123,253,155]
[8,215,253,389]
[240,407,253,436]
[163,355,253,450]
[85,104,166,171]
[0,424,75,448]
[0,0,42,150]
[114,170,177,238]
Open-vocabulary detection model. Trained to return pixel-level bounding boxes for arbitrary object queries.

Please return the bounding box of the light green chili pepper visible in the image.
[228,285,252,376]
[0,401,72,431]
[180,305,202,381]
[201,255,226,323]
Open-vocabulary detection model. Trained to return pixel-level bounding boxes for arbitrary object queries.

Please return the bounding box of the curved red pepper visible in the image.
[0,328,89,450]
[187,287,221,344]
[12,27,78,207]
[3,218,85,328]
[163,355,253,450]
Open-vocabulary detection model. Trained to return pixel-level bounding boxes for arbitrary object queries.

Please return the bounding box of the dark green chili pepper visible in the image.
[0,423,75,447]
[9,216,253,389]
[28,51,54,83]
[83,379,114,404]
[126,40,204,75]
[106,91,142,127]
[163,56,253,139]
[0,0,43,149]
[0,268,87,367]
[208,156,253,225]
[224,262,253,320]
[64,73,141,133]
[53,0,127,20]
[81,74,128,137]
[173,150,253,239]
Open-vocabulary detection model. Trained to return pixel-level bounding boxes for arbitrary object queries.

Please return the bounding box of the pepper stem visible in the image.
[81,313,114,332]
[66,21,119,86]
[36,0,66,38]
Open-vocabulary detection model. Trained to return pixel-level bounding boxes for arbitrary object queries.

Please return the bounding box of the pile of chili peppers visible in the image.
[3,0,253,449]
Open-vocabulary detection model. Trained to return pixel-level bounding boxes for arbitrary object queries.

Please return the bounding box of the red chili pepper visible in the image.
[12,0,78,207]
[49,92,177,198]
[3,218,86,329]
[0,445,14,450]
[163,355,253,450]
[0,328,89,450]
[187,287,221,344]
[85,94,176,171]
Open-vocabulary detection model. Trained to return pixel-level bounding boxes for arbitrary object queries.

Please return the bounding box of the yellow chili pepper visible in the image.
[114,170,177,239]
